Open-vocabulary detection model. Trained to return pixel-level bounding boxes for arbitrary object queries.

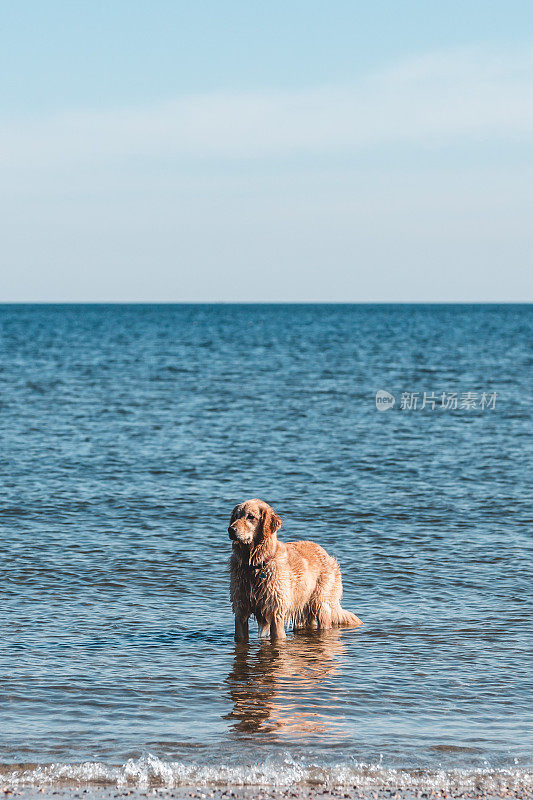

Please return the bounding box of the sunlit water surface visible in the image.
[0,304,531,792]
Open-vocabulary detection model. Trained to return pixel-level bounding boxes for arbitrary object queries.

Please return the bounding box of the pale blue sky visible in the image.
[1,1,532,301]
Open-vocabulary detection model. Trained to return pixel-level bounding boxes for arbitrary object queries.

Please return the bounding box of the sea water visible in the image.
[0,304,531,793]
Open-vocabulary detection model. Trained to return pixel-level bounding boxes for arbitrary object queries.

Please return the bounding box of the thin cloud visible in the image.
[1,44,533,168]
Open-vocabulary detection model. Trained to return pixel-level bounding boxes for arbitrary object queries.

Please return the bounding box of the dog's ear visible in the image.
[262,504,282,538]
[229,504,240,524]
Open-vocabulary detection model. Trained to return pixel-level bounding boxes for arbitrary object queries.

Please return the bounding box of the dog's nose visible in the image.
[228,526,237,540]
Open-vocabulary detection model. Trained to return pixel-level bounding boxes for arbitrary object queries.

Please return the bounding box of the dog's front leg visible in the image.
[235,614,250,643]
[270,615,286,640]
[257,615,270,638]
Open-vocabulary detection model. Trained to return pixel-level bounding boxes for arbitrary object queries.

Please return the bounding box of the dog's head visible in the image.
[228,499,282,547]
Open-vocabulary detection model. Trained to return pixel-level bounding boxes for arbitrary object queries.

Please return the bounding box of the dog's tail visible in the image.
[331,602,363,627]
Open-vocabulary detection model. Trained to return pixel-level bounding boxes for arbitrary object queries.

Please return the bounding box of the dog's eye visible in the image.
[247,513,256,521]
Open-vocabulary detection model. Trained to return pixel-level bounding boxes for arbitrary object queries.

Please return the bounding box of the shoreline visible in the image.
[2,786,532,800]
[1,761,531,800]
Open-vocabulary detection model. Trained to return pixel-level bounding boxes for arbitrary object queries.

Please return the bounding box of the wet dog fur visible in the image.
[228,499,362,641]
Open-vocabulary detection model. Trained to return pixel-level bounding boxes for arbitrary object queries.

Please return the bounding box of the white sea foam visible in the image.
[0,754,531,795]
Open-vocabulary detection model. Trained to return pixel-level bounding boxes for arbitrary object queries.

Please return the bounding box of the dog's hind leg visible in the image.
[302,607,318,628]
[293,608,313,629]
[316,603,333,629]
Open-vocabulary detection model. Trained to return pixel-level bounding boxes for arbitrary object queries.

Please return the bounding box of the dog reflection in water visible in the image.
[225,629,349,737]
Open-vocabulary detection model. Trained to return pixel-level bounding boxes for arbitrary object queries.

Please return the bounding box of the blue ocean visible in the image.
[0,304,531,795]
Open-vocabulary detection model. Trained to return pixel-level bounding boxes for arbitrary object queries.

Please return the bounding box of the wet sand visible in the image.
[2,786,532,800]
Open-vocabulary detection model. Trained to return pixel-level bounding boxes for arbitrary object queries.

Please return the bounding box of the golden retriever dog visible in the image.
[228,499,362,641]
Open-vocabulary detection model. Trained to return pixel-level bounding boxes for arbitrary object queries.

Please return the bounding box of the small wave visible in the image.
[0,755,531,795]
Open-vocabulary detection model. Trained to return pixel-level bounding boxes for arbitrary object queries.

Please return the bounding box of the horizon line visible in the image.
[0,300,531,306]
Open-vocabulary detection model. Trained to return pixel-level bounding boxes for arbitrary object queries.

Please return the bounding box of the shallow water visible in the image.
[0,304,531,791]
